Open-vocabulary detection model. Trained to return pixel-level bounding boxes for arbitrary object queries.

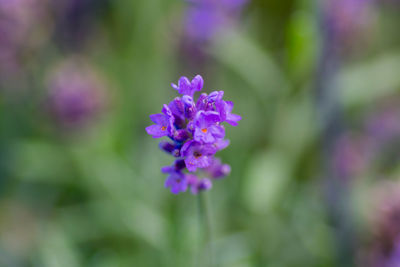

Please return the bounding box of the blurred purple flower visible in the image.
[190,177,213,194]
[386,241,400,267]
[204,158,231,179]
[164,171,188,194]
[332,133,368,179]
[53,0,109,49]
[47,59,107,130]
[366,104,400,146]
[0,0,49,82]
[184,0,248,42]
[360,183,400,267]
[333,97,400,181]
[146,75,240,194]
[324,0,374,51]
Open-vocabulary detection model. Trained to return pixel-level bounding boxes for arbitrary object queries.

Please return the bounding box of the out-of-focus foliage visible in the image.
[0,0,400,266]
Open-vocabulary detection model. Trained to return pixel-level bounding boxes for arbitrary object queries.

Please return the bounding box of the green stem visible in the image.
[197,192,213,267]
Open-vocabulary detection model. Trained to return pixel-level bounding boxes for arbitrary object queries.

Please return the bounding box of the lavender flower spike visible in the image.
[146,74,240,194]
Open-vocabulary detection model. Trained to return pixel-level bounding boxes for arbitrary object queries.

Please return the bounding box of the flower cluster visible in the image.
[146,75,241,194]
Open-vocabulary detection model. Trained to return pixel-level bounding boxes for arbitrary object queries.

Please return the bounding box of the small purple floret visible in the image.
[171,75,204,97]
[194,111,225,143]
[216,100,242,126]
[146,74,240,194]
[165,171,188,194]
[146,105,175,138]
[181,140,217,172]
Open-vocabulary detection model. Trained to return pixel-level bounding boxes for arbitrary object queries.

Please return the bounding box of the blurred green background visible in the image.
[1,0,400,266]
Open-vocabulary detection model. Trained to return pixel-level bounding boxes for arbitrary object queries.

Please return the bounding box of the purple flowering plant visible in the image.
[146,75,241,194]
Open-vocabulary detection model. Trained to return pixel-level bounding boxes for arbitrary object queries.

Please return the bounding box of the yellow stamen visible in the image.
[161,126,167,131]
[201,128,208,133]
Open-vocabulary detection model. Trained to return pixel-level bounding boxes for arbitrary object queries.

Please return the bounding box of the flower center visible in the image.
[201,128,208,133]
[161,126,167,131]
[193,151,202,158]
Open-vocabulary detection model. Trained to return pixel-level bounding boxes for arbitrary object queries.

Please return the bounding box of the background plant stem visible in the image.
[198,192,213,267]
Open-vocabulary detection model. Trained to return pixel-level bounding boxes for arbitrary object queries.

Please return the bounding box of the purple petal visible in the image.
[194,127,215,143]
[162,104,173,118]
[208,91,224,102]
[149,113,166,125]
[161,166,174,173]
[204,111,221,123]
[196,93,208,110]
[191,75,204,92]
[225,101,234,113]
[226,113,241,126]
[213,139,230,151]
[180,140,195,157]
[169,97,184,116]
[186,174,198,186]
[173,129,190,142]
[185,156,199,172]
[197,178,212,191]
[207,158,231,179]
[202,144,217,155]
[159,141,175,154]
[178,76,192,95]
[216,101,227,121]
[171,83,179,91]
[202,131,216,143]
[165,176,174,187]
[165,173,188,194]
[193,128,206,142]
[146,125,167,138]
[193,155,212,169]
[210,125,225,138]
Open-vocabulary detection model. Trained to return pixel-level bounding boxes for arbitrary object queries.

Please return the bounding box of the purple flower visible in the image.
[47,58,106,130]
[184,0,248,42]
[181,140,217,172]
[206,158,231,179]
[213,138,230,151]
[146,105,175,138]
[53,0,109,49]
[168,97,185,127]
[164,171,188,194]
[387,241,400,267]
[146,74,240,194]
[161,159,186,173]
[185,174,212,194]
[324,0,374,51]
[182,95,197,120]
[171,75,204,97]
[194,110,225,143]
[190,177,213,194]
[216,100,242,126]
[0,0,49,83]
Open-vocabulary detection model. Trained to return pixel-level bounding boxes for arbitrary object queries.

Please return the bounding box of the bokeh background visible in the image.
[1,0,400,266]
